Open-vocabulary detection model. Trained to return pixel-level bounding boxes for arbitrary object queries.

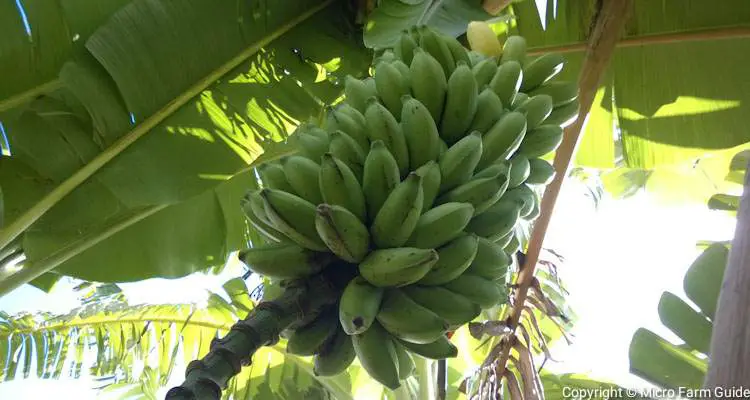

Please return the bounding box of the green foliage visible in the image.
[513,0,750,171]
[628,244,728,388]
[0,0,371,284]
[0,277,365,399]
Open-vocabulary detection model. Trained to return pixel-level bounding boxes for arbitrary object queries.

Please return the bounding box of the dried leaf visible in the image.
[503,369,524,400]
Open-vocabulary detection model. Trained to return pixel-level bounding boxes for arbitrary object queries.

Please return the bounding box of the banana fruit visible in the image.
[287,310,337,356]
[376,288,449,344]
[339,276,384,335]
[235,24,574,385]
[315,204,370,263]
[352,321,401,390]
[406,202,475,249]
[239,242,334,279]
[359,247,438,287]
[418,235,479,285]
[314,328,356,376]
[370,172,424,248]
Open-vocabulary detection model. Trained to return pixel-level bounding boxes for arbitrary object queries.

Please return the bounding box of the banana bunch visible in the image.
[237,25,577,390]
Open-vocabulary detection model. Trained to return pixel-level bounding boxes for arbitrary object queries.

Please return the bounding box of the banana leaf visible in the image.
[0,0,371,285]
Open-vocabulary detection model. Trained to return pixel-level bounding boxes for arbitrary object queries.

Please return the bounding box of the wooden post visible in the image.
[704,162,750,387]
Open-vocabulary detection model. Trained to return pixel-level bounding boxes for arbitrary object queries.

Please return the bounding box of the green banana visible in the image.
[436,167,510,215]
[515,94,554,129]
[339,276,384,335]
[444,274,507,308]
[362,140,401,220]
[364,98,409,176]
[441,32,472,67]
[410,47,447,123]
[407,25,422,46]
[313,328,356,377]
[319,153,367,221]
[504,233,521,255]
[281,156,323,205]
[440,62,479,144]
[473,160,511,180]
[374,61,410,120]
[297,132,330,163]
[520,52,565,92]
[545,98,579,128]
[418,234,479,285]
[352,321,401,390]
[529,81,578,108]
[329,130,366,181]
[466,199,521,241]
[468,50,487,66]
[401,95,442,170]
[315,204,370,263]
[397,336,458,360]
[465,237,512,280]
[241,193,286,243]
[370,172,423,248]
[359,247,438,287]
[469,87,505,135]
[488,60,523,109]
[376,288,449,344]
[373,49,397,66]
[257,162,295,193]
[287,310,338,356]
[406,202,475,249]
[261,189,327,251]
[439,131,484,192]
[501,184,536,217]
[508,154,531,187]
[523,191,541,221]
[526,158,555,185]
[419,26,456,76]
[393,341,416,380]
[336,102,367,128]
[391,60,411,87]
[477,111,527,169]
[325,107,369,151]
[510,92,529,109]
[394,30,418,65]
[472,58,498,89]
[403,285,481,327]
[500,36,527,64]
[344,75,378,114]
[494,229,515,249]
[414,161,442,212]
[238,242,335,279]
[518,124,564,158]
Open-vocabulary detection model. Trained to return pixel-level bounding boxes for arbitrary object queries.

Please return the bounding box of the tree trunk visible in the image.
[704,162,750,388]
[165,273,340,399]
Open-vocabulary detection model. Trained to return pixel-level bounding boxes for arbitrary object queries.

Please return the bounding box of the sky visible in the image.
[0,176,738,397]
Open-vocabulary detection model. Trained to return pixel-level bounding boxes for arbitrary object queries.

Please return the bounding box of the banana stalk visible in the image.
[165,274,339,400]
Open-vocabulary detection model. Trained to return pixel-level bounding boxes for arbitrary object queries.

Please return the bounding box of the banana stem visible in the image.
[166,273,339,399]
[415,357,436,400]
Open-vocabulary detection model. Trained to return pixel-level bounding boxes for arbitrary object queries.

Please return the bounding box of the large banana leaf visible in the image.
[628,243,729,389]
[0,0,132,111]
[0,0,371,285]
[513,0,750,170]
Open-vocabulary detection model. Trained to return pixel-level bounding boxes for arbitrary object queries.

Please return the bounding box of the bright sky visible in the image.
[0,176,738,397]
